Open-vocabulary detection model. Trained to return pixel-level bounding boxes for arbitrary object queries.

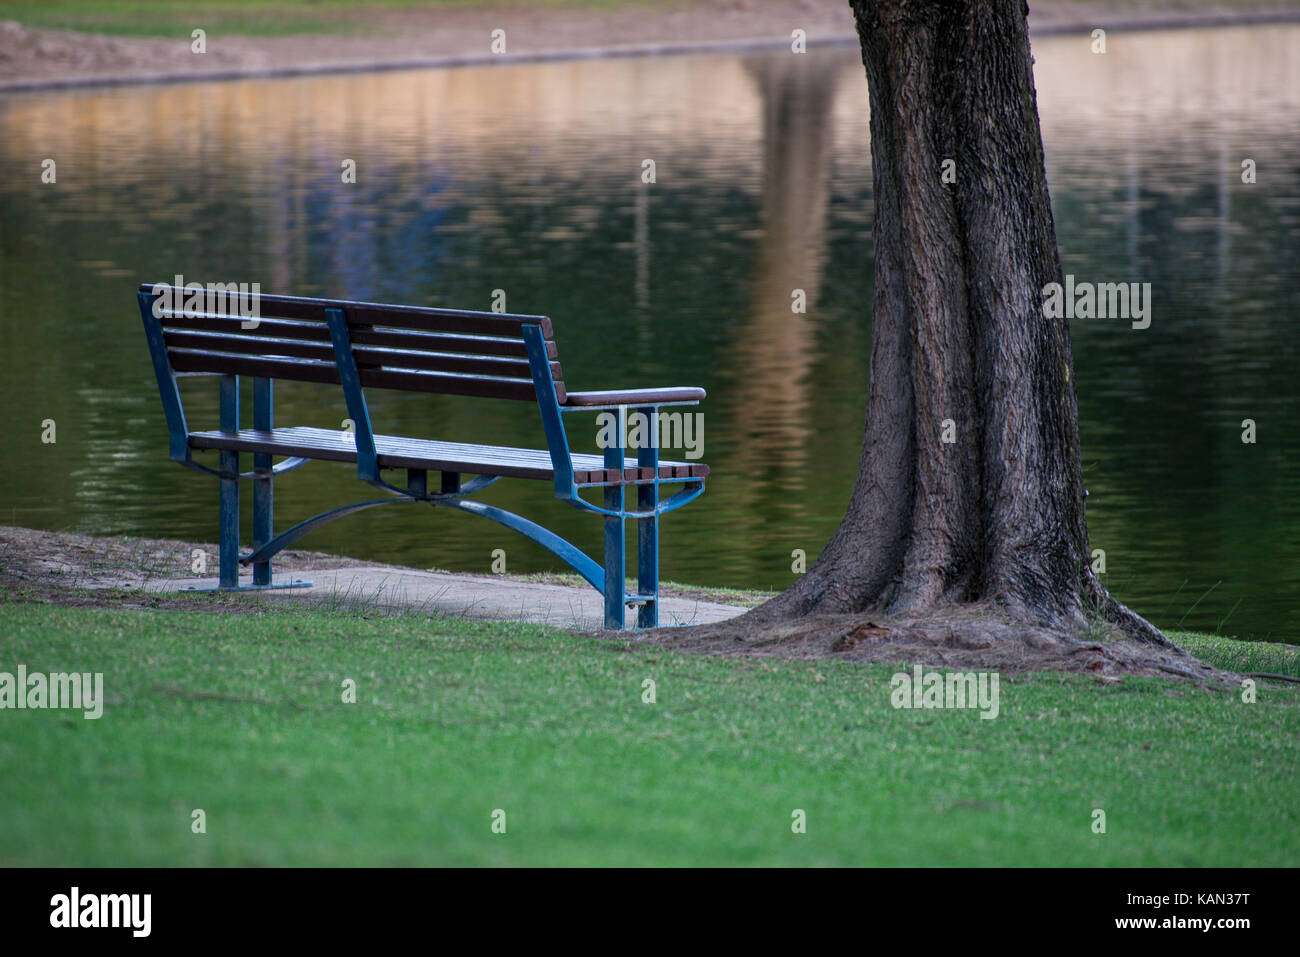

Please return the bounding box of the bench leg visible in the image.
[252,377,273,586]
[187,374,306,596]
[603,444,625,630]
[637,406,659,628]
[219,374,240,589]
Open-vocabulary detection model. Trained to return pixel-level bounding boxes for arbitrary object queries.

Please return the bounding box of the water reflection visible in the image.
[0,25,1297,639]
[722,53,841,495]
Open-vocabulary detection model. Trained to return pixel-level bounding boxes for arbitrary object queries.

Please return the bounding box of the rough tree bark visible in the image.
[738,0,1169,648]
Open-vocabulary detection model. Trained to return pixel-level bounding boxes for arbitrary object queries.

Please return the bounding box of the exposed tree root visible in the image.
[646,602,1234,687]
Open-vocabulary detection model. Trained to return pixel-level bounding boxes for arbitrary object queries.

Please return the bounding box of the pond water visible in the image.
[1,25,1297,640]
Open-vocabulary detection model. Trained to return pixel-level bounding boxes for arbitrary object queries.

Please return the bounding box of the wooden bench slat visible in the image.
[352,347,560,380]
[165,330,331,361]
[168,349,562,402]
[170,349,340,384]
[163,330,562,380]
[160,312,332,341]
[158,312,558,358]
[186,427,703,484]
[350,328,557,359]
[348,304,553,340]
[141,284,553,338]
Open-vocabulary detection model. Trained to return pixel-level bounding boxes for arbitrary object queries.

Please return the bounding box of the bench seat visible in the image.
[189,426,710,485]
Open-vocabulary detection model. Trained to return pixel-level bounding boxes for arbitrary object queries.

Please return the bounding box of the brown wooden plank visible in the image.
[185,426,681,486]
[657,463,710,479]
[160,312,332,341]
[572,466,664,486]
[352,328,556,359]
[349,304,553,340]
[186,427,560,480]
[141,284,553,338]
[189,429,357,464]
[169,349,341,384]
[165,330,334,361]
[157,312,560,360]
[166,349,565,402]
[352,347,560,381]
[164,334,561,380]
[361,369,536,401]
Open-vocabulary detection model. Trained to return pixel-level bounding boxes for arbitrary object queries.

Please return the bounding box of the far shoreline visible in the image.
[2,6,1299,95]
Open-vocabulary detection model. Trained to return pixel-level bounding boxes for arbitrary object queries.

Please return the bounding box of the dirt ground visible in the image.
[0,524,750,616]
[653,604,1238,685]
[2,2,1298,90]
[0,524,373,612]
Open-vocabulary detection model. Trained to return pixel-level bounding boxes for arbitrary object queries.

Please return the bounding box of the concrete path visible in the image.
[143,566,747,631]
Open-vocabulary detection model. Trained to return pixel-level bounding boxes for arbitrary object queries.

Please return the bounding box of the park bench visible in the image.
[136,282,708,629]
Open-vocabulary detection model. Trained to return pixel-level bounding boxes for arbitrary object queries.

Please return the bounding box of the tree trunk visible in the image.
[751,0,1165,645]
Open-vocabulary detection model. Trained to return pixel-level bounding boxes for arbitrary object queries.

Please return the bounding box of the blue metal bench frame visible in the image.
[138,291,707,629]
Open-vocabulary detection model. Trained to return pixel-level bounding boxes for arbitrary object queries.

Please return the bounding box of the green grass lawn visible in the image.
[3,0,1297,38]
[0,1,675,38]
[0,599,1296,866]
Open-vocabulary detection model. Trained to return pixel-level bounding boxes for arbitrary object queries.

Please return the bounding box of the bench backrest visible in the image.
[138,282,566,404]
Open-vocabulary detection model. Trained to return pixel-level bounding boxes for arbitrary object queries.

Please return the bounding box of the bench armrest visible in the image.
[561,387,705,408]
